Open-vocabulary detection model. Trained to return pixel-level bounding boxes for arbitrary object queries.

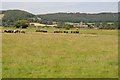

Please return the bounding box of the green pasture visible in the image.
[2,27,118,78]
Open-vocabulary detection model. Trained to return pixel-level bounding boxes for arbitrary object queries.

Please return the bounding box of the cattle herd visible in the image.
[54,31,68,33]
[54,30,79,33]
[36,30,79,34]
[2,29,79,34]
[36,30,47,33]
[3,30,25,34]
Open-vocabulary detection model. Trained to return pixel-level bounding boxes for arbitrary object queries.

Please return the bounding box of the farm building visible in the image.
[73,22,88,28]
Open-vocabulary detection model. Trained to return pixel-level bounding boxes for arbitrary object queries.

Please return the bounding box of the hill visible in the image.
[1,10,118,27]
[2,10,35,26]
[37,12,118,23]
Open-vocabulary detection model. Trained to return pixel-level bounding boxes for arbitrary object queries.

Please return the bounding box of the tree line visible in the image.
[1,10,119,29]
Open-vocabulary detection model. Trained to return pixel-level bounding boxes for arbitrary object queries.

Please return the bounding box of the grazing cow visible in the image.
[3,30,8,33]
[54,31,58,33]
[59,31,63,33]
[13,30,20,33]
[54,31,57,33]
[3,30,22,33]
[7,30,14,33]
[54,31,63,33]
[36,30,47,33]
[71,31,74,33]
[43,30,47,33]
[64,31,68,33]
[76,31,79,33]
[71,31,79,33]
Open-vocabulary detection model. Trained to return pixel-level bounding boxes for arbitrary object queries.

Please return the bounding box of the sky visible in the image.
[1,1,119,14]
[1,0,120,2]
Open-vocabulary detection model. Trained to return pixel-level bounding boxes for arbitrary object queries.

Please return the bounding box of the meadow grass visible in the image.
[2,28,118,78]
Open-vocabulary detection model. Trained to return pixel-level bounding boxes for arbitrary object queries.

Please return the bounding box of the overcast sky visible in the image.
[1,0,120,2]
[1,2,119,14]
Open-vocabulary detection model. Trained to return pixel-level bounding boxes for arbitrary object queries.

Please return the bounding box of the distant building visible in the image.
[73,22,88,28]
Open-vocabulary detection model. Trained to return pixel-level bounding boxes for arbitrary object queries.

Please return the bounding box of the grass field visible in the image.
[2,28,118,78]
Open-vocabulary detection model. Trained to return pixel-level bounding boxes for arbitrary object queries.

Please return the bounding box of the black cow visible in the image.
[54,31,63,33]
[3,30,8,33]
[71,31,79,33]
[64,31,68,33]
[4,30,14,33]
[43,30,47,33]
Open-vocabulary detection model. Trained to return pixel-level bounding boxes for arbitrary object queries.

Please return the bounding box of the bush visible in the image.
[15,20,29,28]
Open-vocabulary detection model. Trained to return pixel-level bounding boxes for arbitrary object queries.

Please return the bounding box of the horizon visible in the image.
[1,2,118,15]
[1,9,118,15]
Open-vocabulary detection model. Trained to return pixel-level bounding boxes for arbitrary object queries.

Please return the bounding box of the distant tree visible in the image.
[56,22,73,29]
[64,24,73,29]
[38,13,118,23]
[15,20,29,28]
[56,22,64,28]
[98,22,117,29]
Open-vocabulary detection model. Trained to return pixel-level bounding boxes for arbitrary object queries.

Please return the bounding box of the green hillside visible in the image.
[38,12,118,23]
[2,10,35,26]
